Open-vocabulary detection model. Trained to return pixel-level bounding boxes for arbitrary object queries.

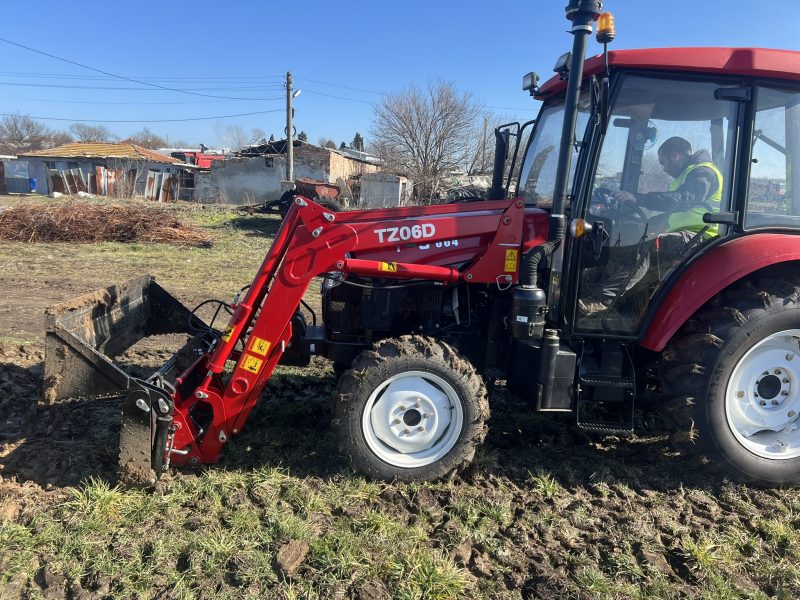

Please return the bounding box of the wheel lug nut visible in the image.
[788,411,796,418]
[776,370,783,375]
[784,378,790,384]
[399,406,406,412]
[403,429,410,435]
[763,371,770,376]
[736,391,745,399]
[415,402,421,408]
[788,354,795,361]
[393,419,401,425]
[423,413,430,418]
[760,401,767,406]
[418,426,424,431]
[772,400,780,405]
[782,391,789,396]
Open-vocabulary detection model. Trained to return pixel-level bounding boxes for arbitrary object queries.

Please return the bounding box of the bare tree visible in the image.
[48,130,74,148]
[70,123,118,143]
[127,127,168,149]
[0,113,53,153]
[318,137,337,149]
[370,80,479,201]
[220,124,250,151]
[250,128,268,145]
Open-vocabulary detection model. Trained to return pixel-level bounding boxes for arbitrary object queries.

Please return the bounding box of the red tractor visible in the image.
[44,1,800,486]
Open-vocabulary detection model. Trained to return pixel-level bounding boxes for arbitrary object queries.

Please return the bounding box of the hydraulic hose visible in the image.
[520,239,561,289]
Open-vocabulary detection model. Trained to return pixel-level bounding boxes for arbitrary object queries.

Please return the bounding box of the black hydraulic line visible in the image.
[321,275,444,291]
[521,239,561,289]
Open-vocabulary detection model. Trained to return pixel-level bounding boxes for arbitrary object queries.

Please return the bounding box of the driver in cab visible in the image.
[613,136,723,234]
[578,136,723,320]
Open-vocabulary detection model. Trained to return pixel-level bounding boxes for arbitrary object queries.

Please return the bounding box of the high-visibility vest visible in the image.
[666,161,723,235]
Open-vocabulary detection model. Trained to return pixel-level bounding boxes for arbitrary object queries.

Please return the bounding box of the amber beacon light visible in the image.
[596,12,615,43]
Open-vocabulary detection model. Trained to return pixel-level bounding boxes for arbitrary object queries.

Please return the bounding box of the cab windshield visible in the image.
[517,95,590,207]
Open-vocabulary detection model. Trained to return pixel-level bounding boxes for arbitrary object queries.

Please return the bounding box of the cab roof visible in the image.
[536,47,800,99]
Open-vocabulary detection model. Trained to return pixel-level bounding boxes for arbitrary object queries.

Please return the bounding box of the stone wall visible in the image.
[193,155,327,205]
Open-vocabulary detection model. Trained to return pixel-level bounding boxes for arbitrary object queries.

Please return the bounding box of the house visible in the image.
[194,140,382,205]
[19,142,195,201]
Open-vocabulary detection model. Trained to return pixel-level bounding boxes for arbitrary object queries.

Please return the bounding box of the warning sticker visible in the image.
[504,249,519,273]
[242,355,264,374]
[379,261,398,273]
[221,325,235,342]
[248,336,272,357]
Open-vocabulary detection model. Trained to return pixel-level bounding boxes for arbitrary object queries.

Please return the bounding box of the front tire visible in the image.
[662,277,800,485]
[334,336,489,481]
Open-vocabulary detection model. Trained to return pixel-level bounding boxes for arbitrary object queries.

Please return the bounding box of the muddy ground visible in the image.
[1,201,799,599]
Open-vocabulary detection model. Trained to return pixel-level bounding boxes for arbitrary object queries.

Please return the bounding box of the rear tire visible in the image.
[334,336,489,481]
[661,277,800,485]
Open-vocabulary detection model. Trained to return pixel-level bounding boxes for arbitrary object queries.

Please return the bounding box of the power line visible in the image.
[296,77,384,96]
[0,71,286,83]
[0,81,285,94]
[0,109,284,123]
[0,95,252,105]
[0,38,285,101]
[487,105,538,112]
[303,90,374,104]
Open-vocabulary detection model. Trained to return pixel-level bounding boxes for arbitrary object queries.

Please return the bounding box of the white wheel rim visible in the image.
[726,329,800,459]
[361,370,464,468]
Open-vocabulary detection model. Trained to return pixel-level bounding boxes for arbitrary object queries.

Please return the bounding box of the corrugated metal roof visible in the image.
[21,142,184,165]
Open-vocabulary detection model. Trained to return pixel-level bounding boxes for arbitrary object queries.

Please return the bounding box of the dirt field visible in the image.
[1,197,799,599]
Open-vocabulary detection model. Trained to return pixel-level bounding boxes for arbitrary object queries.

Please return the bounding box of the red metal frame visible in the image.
[537,47,800,99]
[167,196,538,465]
[641,234,800,352]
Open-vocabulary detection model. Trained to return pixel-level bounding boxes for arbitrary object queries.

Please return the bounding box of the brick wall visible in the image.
[329,152,380,180]
[294,145,380,182]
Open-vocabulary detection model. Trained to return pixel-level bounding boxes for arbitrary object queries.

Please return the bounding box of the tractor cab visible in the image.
[504,49,800,341]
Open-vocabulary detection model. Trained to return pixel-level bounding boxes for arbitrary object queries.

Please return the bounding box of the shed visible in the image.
[20,142,193,200]
[359,172,413,208]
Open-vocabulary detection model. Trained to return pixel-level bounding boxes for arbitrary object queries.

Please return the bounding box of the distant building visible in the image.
[360,172,413,208]
[19,142,195,200]
[194,140,382,205]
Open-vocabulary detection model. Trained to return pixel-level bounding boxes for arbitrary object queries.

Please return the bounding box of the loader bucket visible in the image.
[43,274,198,403]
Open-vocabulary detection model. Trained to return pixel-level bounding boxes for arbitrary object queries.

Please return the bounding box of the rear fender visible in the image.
[641,233,800,352]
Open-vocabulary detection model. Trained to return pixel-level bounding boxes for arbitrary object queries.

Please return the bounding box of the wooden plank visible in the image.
[72,168,87,192]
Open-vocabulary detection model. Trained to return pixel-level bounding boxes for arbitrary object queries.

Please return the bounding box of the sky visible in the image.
[0,0,798,150]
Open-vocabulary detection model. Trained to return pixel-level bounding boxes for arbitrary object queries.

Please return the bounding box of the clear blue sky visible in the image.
[0,0,797,149]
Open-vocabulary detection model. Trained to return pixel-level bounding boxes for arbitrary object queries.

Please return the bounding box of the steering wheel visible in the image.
[590,187,649,222]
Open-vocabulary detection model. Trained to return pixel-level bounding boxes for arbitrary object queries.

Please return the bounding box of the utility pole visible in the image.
[286,71,294,183]
[481,115,489,173]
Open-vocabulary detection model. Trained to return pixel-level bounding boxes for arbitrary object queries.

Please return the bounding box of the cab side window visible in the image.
[746,87,800,228]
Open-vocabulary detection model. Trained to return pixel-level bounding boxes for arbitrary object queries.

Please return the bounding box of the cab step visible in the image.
[576,374,635,435]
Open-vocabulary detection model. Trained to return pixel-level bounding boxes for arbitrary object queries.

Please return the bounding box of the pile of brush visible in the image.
[0,202,211,247]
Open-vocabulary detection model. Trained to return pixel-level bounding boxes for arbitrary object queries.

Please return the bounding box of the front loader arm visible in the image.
[167,196,527,467]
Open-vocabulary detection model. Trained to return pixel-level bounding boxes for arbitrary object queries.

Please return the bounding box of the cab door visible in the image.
[571,73,741,336]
